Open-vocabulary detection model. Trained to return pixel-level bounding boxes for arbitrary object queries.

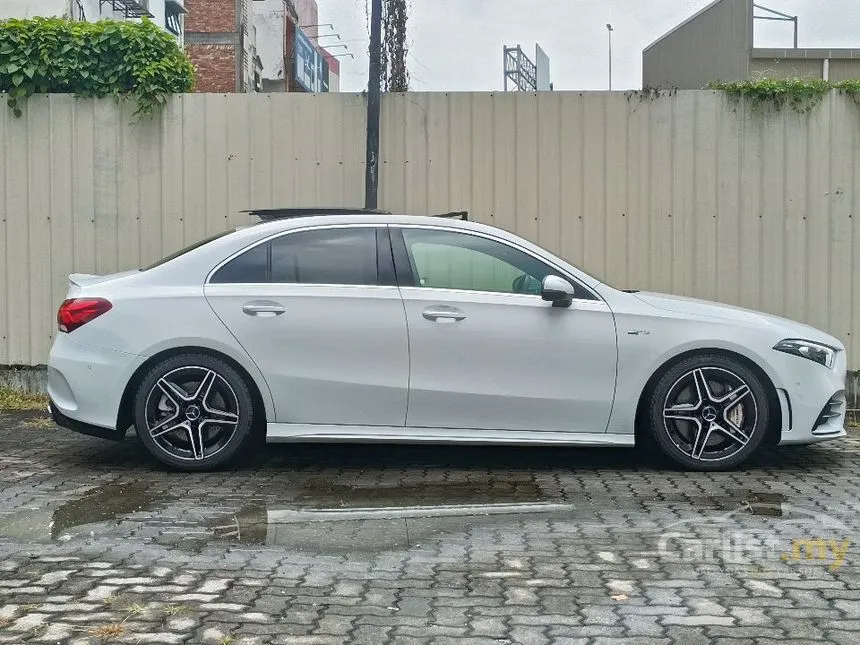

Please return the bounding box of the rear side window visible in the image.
[270,228,377,284]
[211,228,378,285]
[210,242,268,283]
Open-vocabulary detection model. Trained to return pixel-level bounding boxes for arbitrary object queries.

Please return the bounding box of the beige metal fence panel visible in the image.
[1,91,859,369]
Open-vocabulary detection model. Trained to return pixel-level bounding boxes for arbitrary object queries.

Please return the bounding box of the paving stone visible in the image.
[621,614,665,636]
[662,626,712,645]
[507,625,549,644]
[662,615,734,626]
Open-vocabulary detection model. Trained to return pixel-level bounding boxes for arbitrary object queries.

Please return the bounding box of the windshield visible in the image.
[141,231,231,271]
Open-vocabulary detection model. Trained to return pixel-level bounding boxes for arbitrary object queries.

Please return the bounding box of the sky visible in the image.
[317,0,860,92]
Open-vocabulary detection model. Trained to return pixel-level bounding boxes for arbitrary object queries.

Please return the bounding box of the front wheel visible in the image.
[133,354,256,471]
[648,354,771,471]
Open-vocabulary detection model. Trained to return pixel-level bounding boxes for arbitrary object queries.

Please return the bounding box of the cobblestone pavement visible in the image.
[0,410,858,644]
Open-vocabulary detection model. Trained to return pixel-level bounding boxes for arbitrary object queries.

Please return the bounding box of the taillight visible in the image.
[57,298,112,333]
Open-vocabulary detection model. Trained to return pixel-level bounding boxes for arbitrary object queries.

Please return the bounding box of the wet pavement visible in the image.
[0,409,859,644]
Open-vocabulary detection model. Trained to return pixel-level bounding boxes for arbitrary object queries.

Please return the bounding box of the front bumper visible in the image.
[775,348,848,445]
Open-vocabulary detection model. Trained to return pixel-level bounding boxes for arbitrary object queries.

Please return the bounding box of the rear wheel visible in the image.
[133,354,255,471]
[648,354,770,471]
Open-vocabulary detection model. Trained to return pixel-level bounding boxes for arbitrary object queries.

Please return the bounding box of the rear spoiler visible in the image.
[69,273,103,287]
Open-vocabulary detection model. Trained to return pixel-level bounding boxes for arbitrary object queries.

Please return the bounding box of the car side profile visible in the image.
[47,210,847,471]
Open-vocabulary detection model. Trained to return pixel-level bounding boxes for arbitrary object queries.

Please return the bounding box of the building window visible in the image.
[165,0,185,36]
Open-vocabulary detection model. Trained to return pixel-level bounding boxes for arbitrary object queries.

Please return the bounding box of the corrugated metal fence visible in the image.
[1,91,859,372]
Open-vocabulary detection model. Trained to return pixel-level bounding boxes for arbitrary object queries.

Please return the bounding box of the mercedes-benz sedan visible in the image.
[47,211,847,471]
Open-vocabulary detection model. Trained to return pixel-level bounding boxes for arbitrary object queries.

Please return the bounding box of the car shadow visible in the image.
[55,431,852,475]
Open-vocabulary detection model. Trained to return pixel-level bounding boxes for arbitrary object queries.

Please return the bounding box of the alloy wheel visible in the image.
[662,366,758,463]
[144,366,240,462]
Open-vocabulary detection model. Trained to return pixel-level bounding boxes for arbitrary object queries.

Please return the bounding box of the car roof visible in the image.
[243,213,480,236]
[244,207,468,222]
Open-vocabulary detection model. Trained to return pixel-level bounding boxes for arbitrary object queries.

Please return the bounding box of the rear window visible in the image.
[142,231,231,271]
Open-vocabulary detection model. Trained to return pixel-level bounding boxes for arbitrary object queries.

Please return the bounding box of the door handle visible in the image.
[242,301,286,317]
[422,306,466,322]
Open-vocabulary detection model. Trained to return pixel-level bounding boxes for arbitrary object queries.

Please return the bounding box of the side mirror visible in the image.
[541,275,575,308]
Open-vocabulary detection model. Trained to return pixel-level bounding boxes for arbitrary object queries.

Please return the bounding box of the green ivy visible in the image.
[833,79,860,107]
[0,16,195,117]
[708,77,860,114]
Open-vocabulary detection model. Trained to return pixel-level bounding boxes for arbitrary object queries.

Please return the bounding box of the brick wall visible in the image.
[185,0,236,33]
[186,45,237,92]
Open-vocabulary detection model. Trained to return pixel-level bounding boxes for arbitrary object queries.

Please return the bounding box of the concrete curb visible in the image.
[0,366,48,394]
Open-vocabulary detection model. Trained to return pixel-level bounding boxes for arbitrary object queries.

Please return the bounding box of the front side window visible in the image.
[400,229,558,295]
[211,227,378,285]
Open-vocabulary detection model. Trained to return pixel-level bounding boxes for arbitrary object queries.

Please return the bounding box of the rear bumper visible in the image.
[47,333,142,432]
[49,401,124,441]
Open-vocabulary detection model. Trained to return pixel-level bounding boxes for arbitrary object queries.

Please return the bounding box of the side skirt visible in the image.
[266,423,635,447]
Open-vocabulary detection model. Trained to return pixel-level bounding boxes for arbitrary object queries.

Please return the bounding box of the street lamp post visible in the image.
[606,23,613,91]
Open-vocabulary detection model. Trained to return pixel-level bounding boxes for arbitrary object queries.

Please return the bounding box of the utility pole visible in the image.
[606,23,613,91]
[365,0,383,210]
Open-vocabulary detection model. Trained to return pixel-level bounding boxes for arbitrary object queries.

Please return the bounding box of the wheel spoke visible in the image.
[715,383,750,406]
[663,404,701,421]
[692,368,715,404]
[149,409,182,435]
[185,424,206,460]
[710,420,750,447]
[151,419,190,438]
[201,406,239,424]
[157,377,193,404]
[192,370,217,404]
[690,421,711,460]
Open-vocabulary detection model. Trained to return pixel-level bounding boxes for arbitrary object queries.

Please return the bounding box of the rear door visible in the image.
[204,225,409,427]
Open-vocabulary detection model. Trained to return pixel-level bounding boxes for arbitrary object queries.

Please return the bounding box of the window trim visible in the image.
[390,225,601,302]
[206,224,391,287]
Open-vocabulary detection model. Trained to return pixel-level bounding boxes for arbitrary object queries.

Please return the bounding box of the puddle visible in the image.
[0,481,172,543]
[647,489,788,517]
[202,479,567,551]
[0,477,573,552]
[51,481,172,538]
[289,479,548,508]
[689,491,787,517]
[205,499,573,551]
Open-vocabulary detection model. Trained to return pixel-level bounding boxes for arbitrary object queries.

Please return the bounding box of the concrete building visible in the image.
[253,0,340,93]
[643,0,860,89]
[184,0,262,92]
[0,0,186,40]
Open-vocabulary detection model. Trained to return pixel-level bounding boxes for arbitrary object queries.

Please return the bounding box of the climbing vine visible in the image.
[0,17,195,117]
[834,79,860,107]
[381,0,408,92]
[707,78,859,114]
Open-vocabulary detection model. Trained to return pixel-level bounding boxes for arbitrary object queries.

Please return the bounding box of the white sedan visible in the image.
[47,210,847,471]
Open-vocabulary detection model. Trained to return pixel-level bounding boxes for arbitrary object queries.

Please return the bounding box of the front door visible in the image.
[392,226,617,433]
[204,225,409,426]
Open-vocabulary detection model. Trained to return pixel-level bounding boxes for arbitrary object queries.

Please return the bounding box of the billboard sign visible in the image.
[535,44,551,91]
[293,26,330,93]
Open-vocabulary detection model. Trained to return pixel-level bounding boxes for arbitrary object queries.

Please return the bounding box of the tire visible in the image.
[648,354,770,471]
[133,353,256,471]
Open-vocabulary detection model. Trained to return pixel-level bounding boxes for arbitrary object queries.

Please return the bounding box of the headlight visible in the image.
[773,339,836,368]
